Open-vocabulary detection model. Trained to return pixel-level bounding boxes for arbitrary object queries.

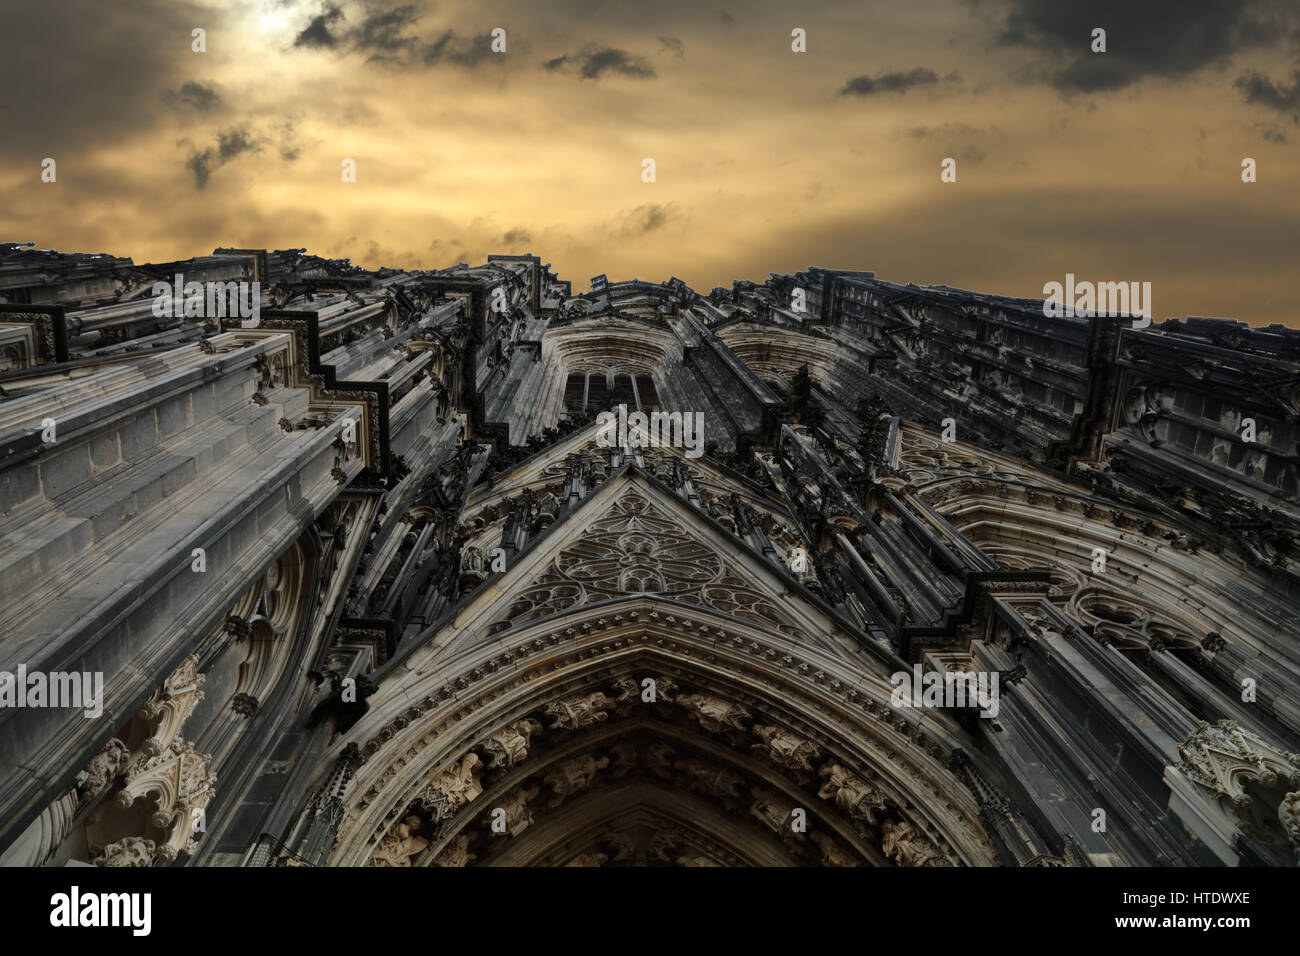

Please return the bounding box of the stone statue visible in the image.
[676,692,749,733]
[818,762,889,826]
[534,492,560,530]
[750,788,797,836]
[674,757,745,803]
[481,718,543,771]
[881,819,948,867]
[545,754,610,806]
[608,740,637,778]
[545,691,617,730]
[646,742,675,779]
[433,834,476,867]
[424,753,483,821]
[370,814,429,867]
[459,545,489,592]
[752,724,821,771]
[811,831,860,867]
[494,784,540,837]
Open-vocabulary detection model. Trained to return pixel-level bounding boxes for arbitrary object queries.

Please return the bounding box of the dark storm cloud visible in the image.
[616,204,682,236]
[839,68,944,96]
[579,48,656,80]
[0,0,205,161]
[658,36,685,57]
[351,4,421,54]
[289,2,497,68]
[544,45,656,80]
[1251,122,1290,143]
[217,128,258,162]
[294,3,345,48]
[164,81,223,113]
[184,127,263,189]
[907,123,1001,164]
[1235,70,1300,116]
[983,0,1295,93]
[420,30,493,67]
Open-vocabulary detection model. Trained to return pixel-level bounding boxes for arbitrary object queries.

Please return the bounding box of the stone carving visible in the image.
[423,753,484,821]
[811,831,861,867]
[496,492,810,642]
[371,814,429,867]
[1279,792,1300,853]
[818,763,889,827]
[676,693,750,733]
[608,740,637,778]
[646,742,675,779]
[674,757,745,803]
[649,829,687,863]
[433,834,477,867]
[534,492,560,530]
[676,855,719,867]
[494,784,541,837]
[545,754,610,806]
[750,788,798,836]
[93,837,157,868]
[480,718,543,771]
[752,724,821,771]
[76,738,131,802]
[545,691,617,730]
[137,653,205,758]
[565,852,608,866]
[1176,720,1300,810]
[459,546,489,592]
[112,738,216,862]
[881,820,949,867]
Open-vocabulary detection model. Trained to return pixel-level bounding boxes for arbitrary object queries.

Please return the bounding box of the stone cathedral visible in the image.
[1,243,1298,869]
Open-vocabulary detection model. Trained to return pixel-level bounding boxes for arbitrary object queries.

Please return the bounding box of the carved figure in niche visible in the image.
[817,762,889,827]
[881,819,948,867]
[424,753,483,820]
[534,492,560,531]
[674,757,745,804]
[545,753,610,806]
[649,829,686,863]
[371,815,429,867]
[481,718,543,771]
[676,693,749,733]
[750,788,798,836]
[608,740,637,778]
[706,498,735,532]
[545,691,617,730]
[752,724,821,771]
[433,834,476,867]
[494,784,541,836]
[811,831,860,867]
[459,546,489,592]
[646,742,675,779]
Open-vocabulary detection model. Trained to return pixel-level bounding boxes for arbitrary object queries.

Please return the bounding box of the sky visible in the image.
[1,0,1298,325]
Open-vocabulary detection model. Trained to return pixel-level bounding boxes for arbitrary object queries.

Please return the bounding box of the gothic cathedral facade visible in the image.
[1,245,1297,867]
